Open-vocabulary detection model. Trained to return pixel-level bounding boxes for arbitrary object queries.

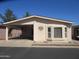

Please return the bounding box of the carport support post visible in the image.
[6,27,8,41]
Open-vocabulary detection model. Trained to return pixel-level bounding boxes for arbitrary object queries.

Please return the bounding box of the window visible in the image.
[76,29,79,36]
[65,27,67,37]
[48,27,51,38]
[54,27,62,38]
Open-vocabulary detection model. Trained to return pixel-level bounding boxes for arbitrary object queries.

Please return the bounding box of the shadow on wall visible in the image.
[9,28,33,40]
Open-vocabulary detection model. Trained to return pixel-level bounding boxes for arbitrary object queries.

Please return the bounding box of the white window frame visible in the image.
[48,27,52,38]
[65,27,67,38]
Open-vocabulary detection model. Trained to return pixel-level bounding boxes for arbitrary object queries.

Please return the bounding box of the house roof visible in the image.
[3,15,72,25]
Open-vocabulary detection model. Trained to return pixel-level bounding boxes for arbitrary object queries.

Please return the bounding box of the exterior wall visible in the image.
[0,29,6,40]
[45,24,71,42]
[67,25,72,41]
[33,18,72,42]
[10,29,22,38]
[34,21,46,42]
[0,26,6,40]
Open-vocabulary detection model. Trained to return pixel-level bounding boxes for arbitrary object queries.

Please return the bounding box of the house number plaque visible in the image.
[38,26,43,31]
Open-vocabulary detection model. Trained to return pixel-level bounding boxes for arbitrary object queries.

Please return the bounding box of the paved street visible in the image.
[0,47,79,59]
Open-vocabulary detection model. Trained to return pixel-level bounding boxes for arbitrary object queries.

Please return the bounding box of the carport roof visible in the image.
[3,15,72,25]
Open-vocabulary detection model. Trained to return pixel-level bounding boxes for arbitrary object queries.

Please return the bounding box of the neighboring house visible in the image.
[0,25,6,40]
[72,25,79,40]
[0,25,22,40]
[2,16,72,42]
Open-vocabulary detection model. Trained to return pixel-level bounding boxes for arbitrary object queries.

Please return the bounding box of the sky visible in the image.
[0,0,79,24]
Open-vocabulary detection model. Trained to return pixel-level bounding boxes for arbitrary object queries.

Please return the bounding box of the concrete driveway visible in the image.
[0,40,33,47]
[0,47,79,59]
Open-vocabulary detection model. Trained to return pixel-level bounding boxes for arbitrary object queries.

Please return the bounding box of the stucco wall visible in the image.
[34,21,46,42]
[0,29,6,40]
[0,28,22,40]
[10,29,22,38]
[33,18,72,42]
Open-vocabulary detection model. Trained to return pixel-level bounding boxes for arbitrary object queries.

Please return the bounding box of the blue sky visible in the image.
[0,0,79,24]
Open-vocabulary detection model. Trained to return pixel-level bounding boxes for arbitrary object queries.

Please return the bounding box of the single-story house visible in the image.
[2,15,72,42]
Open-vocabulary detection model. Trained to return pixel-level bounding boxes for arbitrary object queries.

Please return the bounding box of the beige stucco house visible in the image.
[3,16,72,42]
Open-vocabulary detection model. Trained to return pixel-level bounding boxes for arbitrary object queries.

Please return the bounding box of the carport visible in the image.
[7,25,34,40]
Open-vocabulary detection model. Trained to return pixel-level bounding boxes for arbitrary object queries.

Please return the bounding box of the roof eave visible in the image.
[3,15,73,25]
